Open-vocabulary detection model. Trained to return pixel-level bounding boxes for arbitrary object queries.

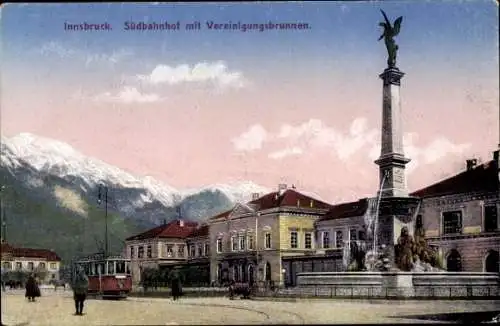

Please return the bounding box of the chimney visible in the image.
[278,183,287,196]
[163,219,167,226]
[252,193,260,200]
[179,220,184,227]
[466,159,477,171]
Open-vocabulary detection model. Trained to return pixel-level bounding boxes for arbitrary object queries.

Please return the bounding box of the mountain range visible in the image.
[0,133,269,262]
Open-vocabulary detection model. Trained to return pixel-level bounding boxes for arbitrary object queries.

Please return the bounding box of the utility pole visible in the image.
[0,185,6,244]
[97,184,109,258]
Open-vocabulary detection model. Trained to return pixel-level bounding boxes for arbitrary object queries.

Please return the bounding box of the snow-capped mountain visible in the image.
[0,133,269,226]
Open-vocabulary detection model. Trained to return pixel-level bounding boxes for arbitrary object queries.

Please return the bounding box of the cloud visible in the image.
[53,185,88,217]
[137,61,246,88]
[231,124,268,152]
[233,118,471,171]
[268,147,303,159]
[369,133,471,174]
[94,86,163,104]
[276,118,378,160]
[39,41,132,66]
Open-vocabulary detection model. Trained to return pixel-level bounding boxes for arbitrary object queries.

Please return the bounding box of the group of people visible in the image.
[22,266,89,316]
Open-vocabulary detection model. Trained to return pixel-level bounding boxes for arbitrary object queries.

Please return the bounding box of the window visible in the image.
[130,246,135,259]
[322,232,330,249]
[146,245,152,258]
[239,235,246,251]
[416,215,423,228]
[27,262,34,271]
[442,211,462,235]
[2,262,12,270]
[484,205,498,232]
[204,243,210,256]
[107,261,115,274]
[290,231,298,249]
[116,261,126,274]
[38,262,46,270]
[335,231,343,248]
[177,244,185,257]
[15,262,22,270]
[216,238,223,253]
[190,245,195,257]
[166,245,173,258]
[446,249,462,272]
[231,236,238,251]
[197,244,203,257]
[50,262,57,270]
[138,246,144,258]
[358,230,366,241]
[350,228,357,241]
[305,232,312,249]
[248,235,254,250]
[265,233,271,249]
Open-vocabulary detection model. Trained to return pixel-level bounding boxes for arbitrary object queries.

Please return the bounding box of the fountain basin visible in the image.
[296,271,500,298]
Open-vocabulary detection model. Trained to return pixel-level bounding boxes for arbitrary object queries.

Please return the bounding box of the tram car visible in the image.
[74,254,132,299]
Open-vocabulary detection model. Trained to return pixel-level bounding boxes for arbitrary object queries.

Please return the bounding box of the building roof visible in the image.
[126,219,199,241]
[318,198,369,222]
[1,242,61,261]
[187,224,209,239]
[248,189,332,211]
[410,160,499,198]
[208,209,233,221]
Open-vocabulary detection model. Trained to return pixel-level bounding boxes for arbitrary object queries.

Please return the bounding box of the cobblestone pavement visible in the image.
[2,289,499,325]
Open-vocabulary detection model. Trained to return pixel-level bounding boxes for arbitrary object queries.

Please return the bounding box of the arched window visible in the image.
[446,249,462,272]
[416,215,423,228]
[265,262,271,281]
[485,250,499,273]
[248,265,255,285]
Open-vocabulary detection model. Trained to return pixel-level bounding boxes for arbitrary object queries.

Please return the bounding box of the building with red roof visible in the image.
[124,219,210,284]
[407,152,499,273]
[1,241,62,283]
[208,184,332,287]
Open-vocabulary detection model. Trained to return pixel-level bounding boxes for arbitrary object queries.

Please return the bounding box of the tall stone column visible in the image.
[375,67,411,198]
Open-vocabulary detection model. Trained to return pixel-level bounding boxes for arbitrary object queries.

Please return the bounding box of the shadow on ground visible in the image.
[392,310,500,324]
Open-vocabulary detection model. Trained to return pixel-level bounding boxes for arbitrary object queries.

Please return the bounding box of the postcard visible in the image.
[1,1,499,325]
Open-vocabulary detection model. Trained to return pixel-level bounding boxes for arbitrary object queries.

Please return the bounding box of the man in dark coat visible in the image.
[169,268,182,301]
[25,274,40,302]
[71,266,89,315]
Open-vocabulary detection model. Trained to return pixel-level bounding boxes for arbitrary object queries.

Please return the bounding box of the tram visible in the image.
[74,254,132,299]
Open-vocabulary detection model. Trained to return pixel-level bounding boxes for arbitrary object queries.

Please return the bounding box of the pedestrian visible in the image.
[169,268,182,301]
[25,273,40,302]
[71,265,89,316]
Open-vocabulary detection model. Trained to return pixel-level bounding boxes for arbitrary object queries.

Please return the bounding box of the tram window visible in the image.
[126,262,131,274]
[107,261,115,274]
[116,261,126,274]
[97,263,105,275]
[90,263,96,276]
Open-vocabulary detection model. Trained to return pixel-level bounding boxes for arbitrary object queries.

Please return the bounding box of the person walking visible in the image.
[169,268,182,301]
[71,265,89,316]
[25,274,40,302]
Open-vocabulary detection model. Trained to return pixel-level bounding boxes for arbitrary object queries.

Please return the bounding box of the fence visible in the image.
[130,284,500,300]
[269,285,500,300]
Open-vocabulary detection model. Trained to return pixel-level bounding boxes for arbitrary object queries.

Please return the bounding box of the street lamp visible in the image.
[97,184,109,258]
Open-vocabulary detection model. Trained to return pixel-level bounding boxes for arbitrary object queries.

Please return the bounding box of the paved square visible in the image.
[2,289,499,325]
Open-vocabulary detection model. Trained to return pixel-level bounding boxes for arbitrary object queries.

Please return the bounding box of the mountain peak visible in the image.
[1,132,269,224]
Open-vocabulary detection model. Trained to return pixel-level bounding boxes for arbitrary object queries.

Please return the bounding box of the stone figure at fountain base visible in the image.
[394,225,442,272]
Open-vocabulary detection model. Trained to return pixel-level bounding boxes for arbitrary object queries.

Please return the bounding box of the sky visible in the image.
[1,1,499,203]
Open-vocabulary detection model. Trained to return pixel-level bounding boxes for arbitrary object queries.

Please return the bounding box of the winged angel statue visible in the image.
[378,10,403,68]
